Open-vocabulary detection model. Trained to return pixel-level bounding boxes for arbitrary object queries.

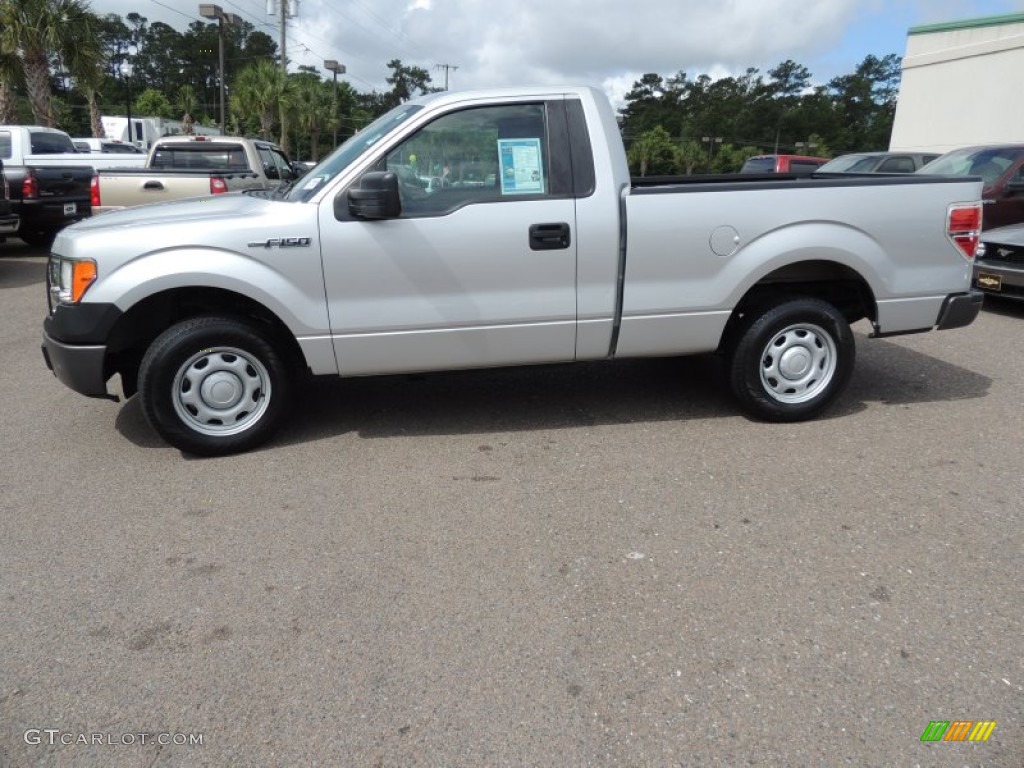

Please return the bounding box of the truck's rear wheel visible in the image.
[728,298,854,422]
[138,316,291,455]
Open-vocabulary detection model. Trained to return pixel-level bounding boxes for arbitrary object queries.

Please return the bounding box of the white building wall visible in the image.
[889,15,1024,152]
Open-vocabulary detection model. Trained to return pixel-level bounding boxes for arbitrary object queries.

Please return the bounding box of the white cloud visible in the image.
[86,0,1024,96]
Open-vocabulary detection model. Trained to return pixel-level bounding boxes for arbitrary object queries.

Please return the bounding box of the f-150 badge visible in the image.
[248,237,312,248]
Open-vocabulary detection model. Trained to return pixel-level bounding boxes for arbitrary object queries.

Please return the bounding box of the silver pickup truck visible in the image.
[42,86,984,455]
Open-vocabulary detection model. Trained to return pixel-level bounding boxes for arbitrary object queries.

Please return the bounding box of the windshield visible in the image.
[918,147,1024,187]
[818,154,875,173]
[285,103,424,202]
[740,157,776,173]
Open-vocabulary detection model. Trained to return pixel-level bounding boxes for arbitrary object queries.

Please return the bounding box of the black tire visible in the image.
[138,316,292,455]
[728,297,854,422]
[18,228,56,249]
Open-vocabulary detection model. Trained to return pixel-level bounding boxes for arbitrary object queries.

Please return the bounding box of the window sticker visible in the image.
[302,175,329,191]
[498,138,545,195]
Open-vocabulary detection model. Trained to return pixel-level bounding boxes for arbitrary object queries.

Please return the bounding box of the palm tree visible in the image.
[292,76,332,161]
[0,0,105,127]
[0,45,21,124]
[177,84,197,135]
[231,60,290,142]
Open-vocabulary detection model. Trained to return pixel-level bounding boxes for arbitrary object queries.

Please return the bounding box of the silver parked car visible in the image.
[817,152,940,174]
[974,223,1024,300]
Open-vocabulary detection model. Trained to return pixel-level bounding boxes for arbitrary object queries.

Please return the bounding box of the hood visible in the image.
[52,191,317,263]
[71,192,276,232]
[982,223,1024,246]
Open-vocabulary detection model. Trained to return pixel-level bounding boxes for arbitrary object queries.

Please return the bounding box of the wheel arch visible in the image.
[718,259,876,354]
[104,286,307,397]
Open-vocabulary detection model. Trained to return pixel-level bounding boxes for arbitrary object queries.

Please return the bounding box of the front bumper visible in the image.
[973,259,1024,301]
[41,331,113,398]
[0,213,19,236]
[41,302,123,399]
[935,289,984,330]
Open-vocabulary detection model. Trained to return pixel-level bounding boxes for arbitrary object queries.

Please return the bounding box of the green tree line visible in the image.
[622,56,902,175]
[2,0,901,168]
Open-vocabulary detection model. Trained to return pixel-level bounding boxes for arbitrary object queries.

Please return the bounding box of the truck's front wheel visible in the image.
[728,298,854,422]
[138,317,291,455]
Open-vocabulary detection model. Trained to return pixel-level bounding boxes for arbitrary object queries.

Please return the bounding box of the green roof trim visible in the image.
[909,13,1024,35]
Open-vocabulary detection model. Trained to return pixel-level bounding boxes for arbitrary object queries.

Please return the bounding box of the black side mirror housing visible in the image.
[1005,179,1024,196]
[344,171,402,220]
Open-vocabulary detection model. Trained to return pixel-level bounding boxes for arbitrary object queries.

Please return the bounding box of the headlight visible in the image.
[47,255,97,311]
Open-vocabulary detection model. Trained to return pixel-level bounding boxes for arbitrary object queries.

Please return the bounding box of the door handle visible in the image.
[143,180,165,191]
[529,222,571,251]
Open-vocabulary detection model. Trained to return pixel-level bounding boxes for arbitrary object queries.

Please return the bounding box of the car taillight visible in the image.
[90,175,100,207]
[947,203,982,260]
[22,172,38,200]
[210,177,228,194]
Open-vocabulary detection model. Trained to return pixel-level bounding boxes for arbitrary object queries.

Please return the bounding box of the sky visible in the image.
[88,0,1024,103]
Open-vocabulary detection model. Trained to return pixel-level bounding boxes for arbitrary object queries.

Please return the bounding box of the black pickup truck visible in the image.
[0,126,93,247]
[0,160,20,240]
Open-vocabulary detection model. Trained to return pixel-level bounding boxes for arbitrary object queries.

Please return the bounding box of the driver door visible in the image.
[319,101,578,376]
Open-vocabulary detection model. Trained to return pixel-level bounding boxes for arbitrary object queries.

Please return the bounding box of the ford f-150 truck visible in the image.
[91,135,299,214]
[41,86,985,455]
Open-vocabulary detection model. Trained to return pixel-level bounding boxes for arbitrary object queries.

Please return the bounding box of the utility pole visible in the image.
[324,60,346,147]
[435,63,459,91]
[268,0,296,75]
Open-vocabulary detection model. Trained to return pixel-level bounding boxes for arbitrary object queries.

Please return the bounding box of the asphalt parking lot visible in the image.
[1,238,1021,767]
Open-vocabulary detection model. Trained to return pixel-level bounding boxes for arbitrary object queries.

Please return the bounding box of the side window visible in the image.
[0,131,12,159]
[878,156,915,173]
[270,149,293,179]
[380,103,550,216]
[257,147,280,179]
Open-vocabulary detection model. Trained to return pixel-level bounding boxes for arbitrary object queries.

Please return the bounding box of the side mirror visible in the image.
[290,161,309,179]
[344,171,401,220]
[264,165,281,180]
[1006,179,1024,195]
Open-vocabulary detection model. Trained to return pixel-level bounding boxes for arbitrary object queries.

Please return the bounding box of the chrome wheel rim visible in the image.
[171,346,272,437]
[759,323,837,404]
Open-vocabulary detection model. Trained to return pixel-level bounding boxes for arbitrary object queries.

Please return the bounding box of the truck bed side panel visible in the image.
[616,177,981,357]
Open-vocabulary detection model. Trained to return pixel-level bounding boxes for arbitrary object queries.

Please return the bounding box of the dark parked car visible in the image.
[917,145,1024,229]
[817,151,940,174]
[974,222,1024,300]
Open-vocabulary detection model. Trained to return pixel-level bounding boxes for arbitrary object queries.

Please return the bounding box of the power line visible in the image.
[138,1,380,93]
[148,0,203,24]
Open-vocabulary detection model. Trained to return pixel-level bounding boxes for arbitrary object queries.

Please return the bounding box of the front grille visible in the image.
[980,243,1024,266]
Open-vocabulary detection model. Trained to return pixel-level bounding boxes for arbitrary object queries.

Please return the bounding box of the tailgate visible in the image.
[97,172,213,208]
[26,165,92,201]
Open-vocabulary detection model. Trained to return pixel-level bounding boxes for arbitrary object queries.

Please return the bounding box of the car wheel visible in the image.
[138,316,292,455]
[728,297,855,422]
[18,228,56,249]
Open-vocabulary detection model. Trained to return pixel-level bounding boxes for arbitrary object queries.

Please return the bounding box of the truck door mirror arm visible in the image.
[342,171,402,220]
